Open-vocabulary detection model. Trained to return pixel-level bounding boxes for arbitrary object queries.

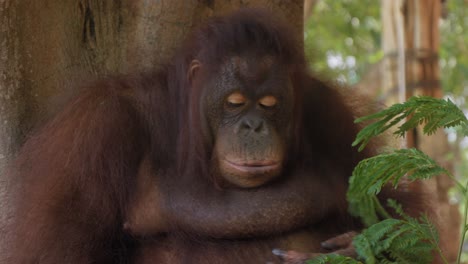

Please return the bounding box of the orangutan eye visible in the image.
[226,92,247,107]
[258,95,277,108]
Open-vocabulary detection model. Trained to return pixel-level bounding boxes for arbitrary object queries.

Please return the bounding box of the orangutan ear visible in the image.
[188,59,201,83]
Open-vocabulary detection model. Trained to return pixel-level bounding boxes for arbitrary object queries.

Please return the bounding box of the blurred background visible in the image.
[304,0,466,259]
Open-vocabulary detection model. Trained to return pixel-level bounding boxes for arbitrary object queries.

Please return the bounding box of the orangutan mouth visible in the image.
[224,159,281,175]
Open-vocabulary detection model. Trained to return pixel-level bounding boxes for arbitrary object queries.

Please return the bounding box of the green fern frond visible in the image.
[353,96,468,151]
[353,214,436,264]
[309,208,439,264]
[306,254,362,264]
[340,96,452,264]
[347,148,450,225]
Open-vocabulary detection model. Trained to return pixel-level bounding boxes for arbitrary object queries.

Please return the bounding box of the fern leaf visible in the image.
[353,96,468,151]
[353,216,436,264]
[347,148,450,225]
[306,254,362,264]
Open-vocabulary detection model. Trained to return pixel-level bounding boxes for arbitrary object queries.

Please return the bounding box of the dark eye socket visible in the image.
[226,101,245,108]
[259,103,277,110]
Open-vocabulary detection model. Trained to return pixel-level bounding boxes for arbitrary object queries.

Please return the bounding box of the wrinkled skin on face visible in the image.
[199,56,294,188]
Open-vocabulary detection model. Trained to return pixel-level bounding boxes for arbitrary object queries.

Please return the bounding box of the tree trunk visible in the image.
[0,0,303,174]
[381,0,459,261]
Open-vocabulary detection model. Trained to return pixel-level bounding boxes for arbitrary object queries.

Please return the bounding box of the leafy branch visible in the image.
[347,148,453,226]
[307,202,441,264]
[314,96,468,264]
[306,254,362,264]
[352,200,444,264]
[353,96,468,151]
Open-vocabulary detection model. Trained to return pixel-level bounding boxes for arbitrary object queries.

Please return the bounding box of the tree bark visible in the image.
[0,0,303,174]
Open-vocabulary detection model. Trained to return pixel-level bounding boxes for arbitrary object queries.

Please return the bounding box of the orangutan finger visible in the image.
[321,231,358,250]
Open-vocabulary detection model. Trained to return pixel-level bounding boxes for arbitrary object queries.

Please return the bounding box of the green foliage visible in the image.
[346,96,467,264]
[353,96,468,151]
[306,254,362,264]
[304,0,381,84]
[352,200,439,264]
[304,0,467,106]
[312,96,467,264]
[440,0,468,99]
[309,201,439,264]
[303,1,467,262]
[353,215,436,264]
[347,148,450,226]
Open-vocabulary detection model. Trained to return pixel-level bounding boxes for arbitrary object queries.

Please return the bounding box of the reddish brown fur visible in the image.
[3,8,436,264]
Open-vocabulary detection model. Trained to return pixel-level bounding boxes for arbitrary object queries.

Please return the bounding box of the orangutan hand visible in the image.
[272,231,358,264]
